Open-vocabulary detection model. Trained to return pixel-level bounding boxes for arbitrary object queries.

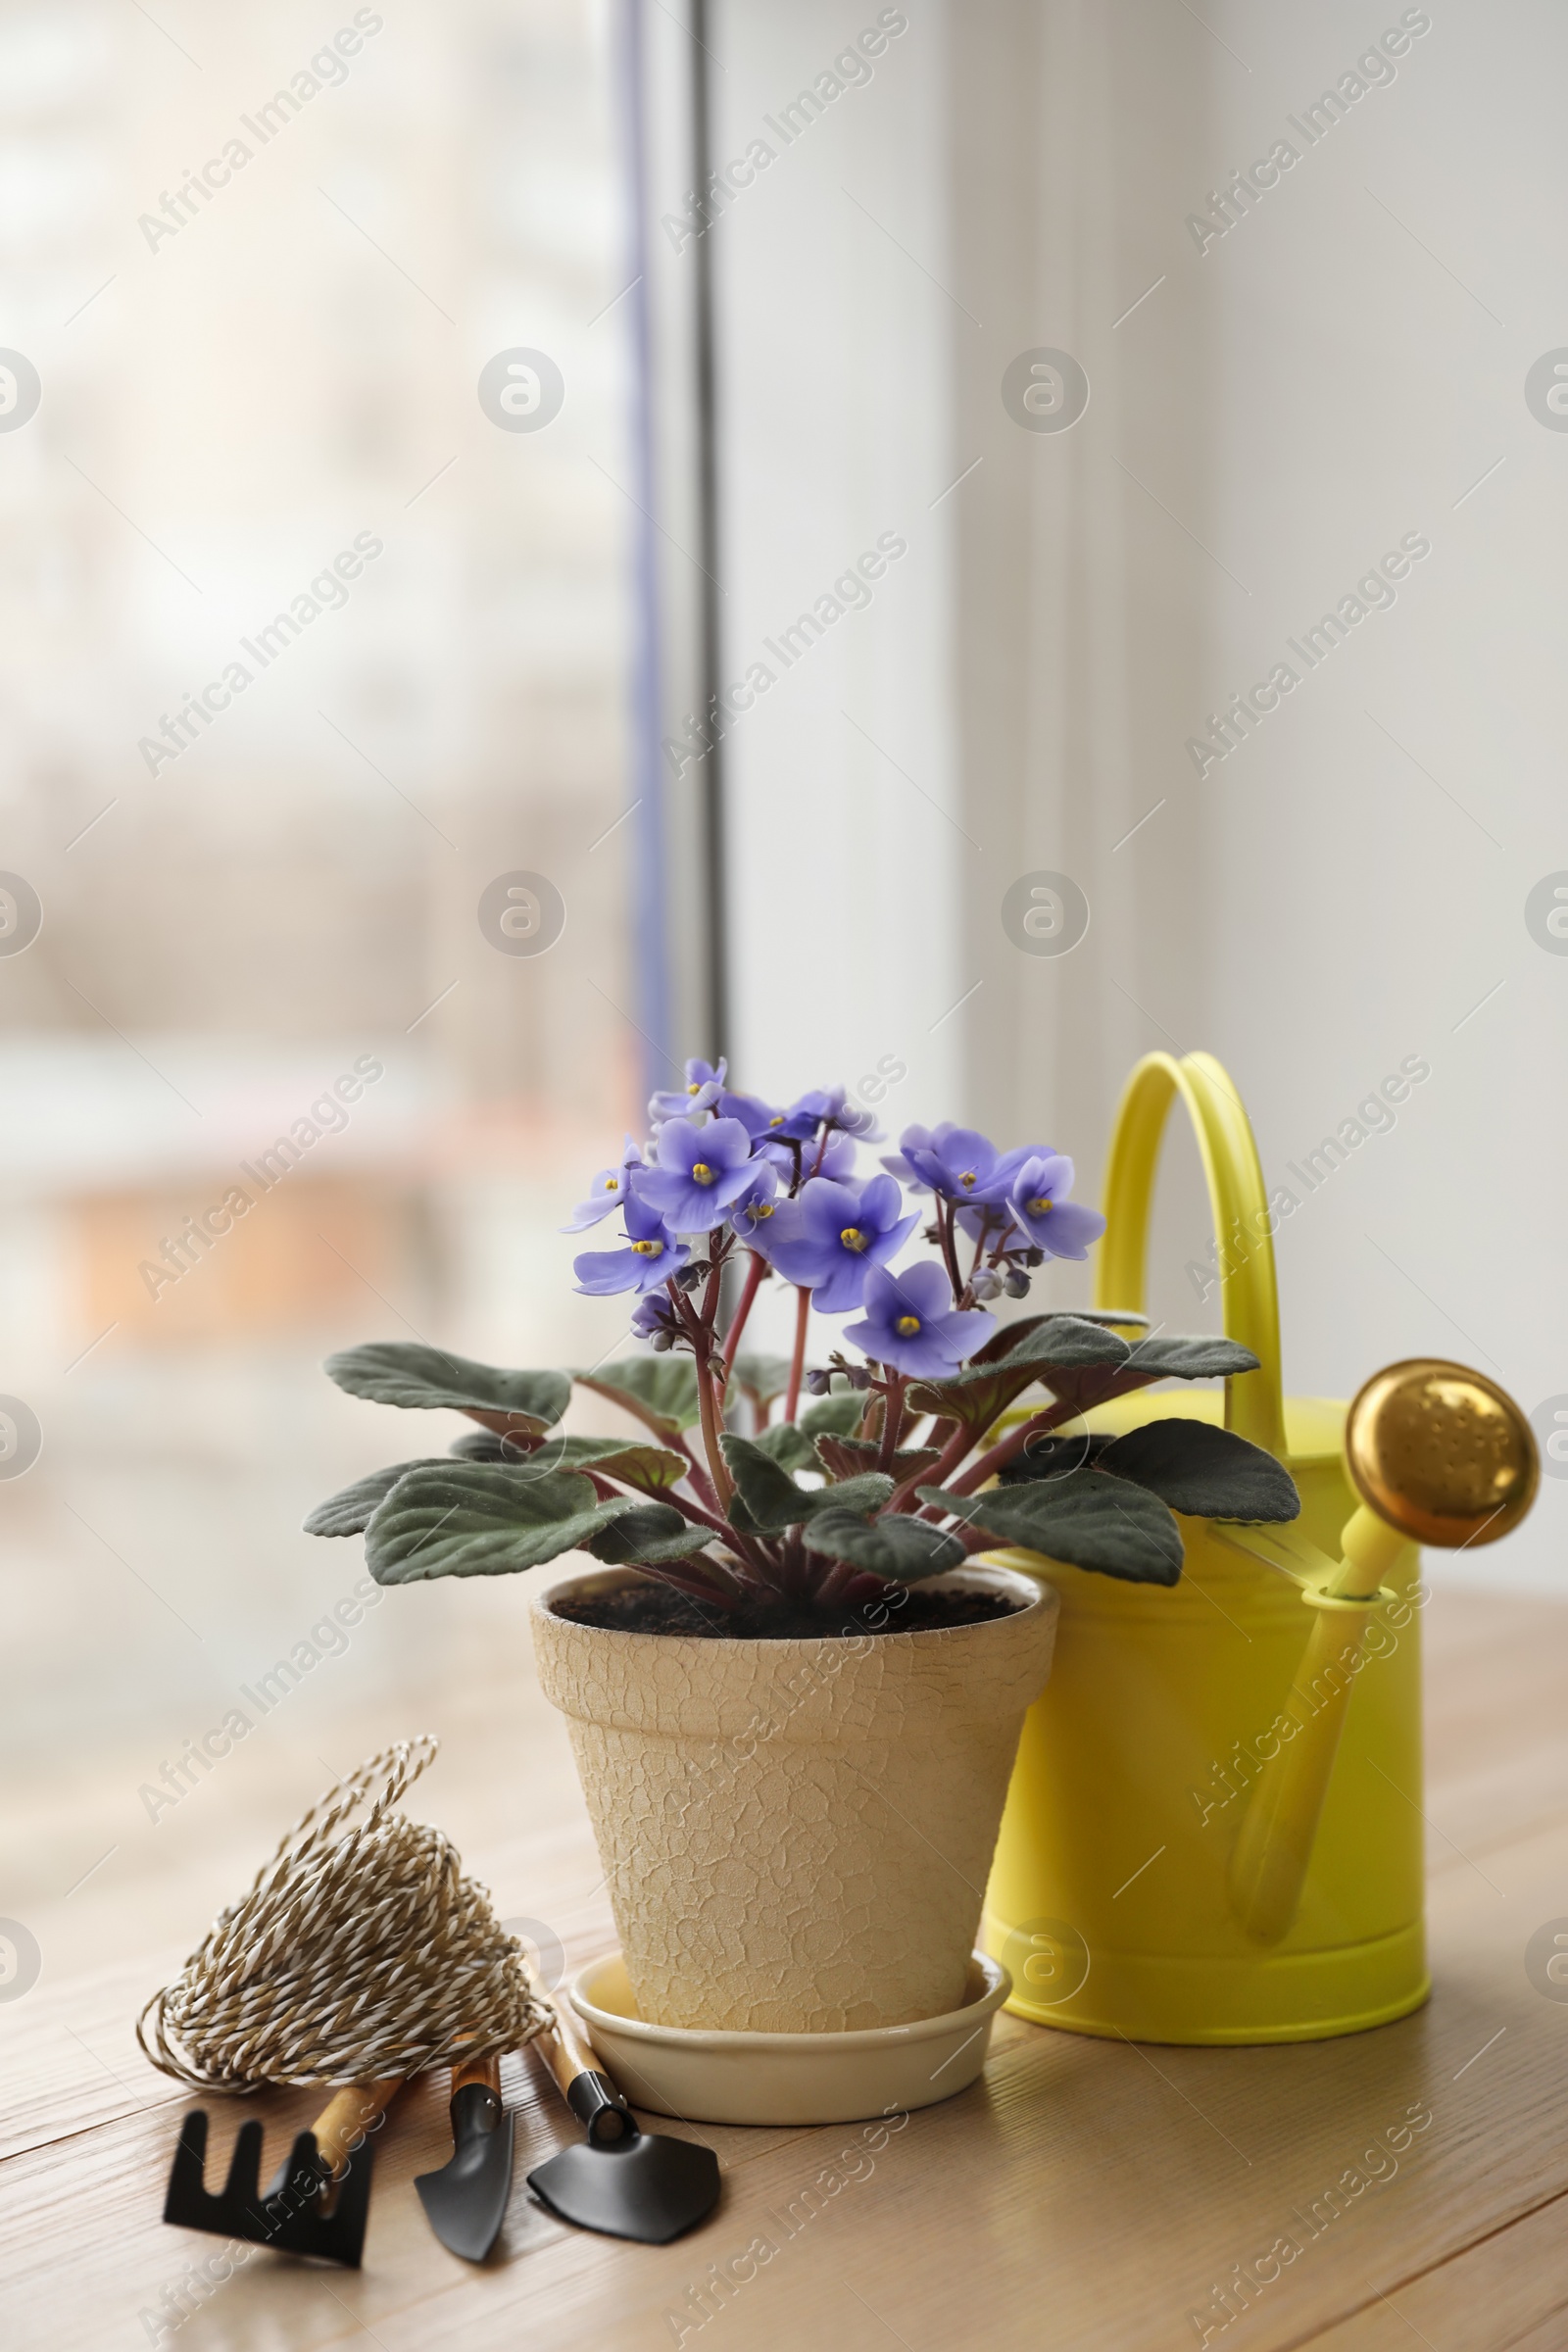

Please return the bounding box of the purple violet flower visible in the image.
[759,1127,859,1187]
[636,1115,758,1231]
[764,1175,919,1312]
[727,1157,782,1246]
[559,1138,645,1232]
[813,1132,860,1183]
[842,1259,997,1378]
[630,1289,681,1342]
[888,1122,1016,1204]
[573,1188,689,1296]
[880,1123,933,1189]
[716,1088,788,1140]
[835,1099,883,1142]
[767,1083,848,1143]
[649,1056,727,1123]
[1006,1152,1106,1259]
[953,1197,1015,1249]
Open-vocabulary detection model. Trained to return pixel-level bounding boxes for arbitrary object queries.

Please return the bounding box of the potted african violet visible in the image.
[307,1063,1298,2033]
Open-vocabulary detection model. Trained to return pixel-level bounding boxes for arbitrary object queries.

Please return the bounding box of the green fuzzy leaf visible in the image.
[325,1344,569,1433]
[921,1469,1184,1586]
[814,1435,943,1483]
[750,1421,819,1474]
[1121,1336,1261,1379]
[449,1429,513,1459]
[803,1509,967,1583]
[726,1353,794,1407]
[1095,1419,1299,1522]
[304,1460,447,1537]
[719,1433,807,1529]
[450,1427,686,1492]
[954,1312,1058,1368]
[906,1315,1128,1430]
[1039,1334,1261,1416]
[955,1314,1133,1382]
[962,1308,1148,1365]
[720,1435,892,1532]
[582,1503,719,1567]
[365,1464,634,1585]
[812,1472,897,1518]
[573,1356,701,1440]
[800,1391,867,1437]
[533,1434,688,1493]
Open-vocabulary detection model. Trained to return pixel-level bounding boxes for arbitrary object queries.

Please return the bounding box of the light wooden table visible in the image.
[7,1586,1568,2352]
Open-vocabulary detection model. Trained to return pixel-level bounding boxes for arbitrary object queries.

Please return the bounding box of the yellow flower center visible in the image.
[840,1227,868,1253]
[630,1239,662,1257]
[691,1162,714,1184]
[686,1082,702,1095]
[958,1170,977,1189]
[751,1200,775,1218]
[604,1176,619,1192]
[1026,1195,1052,1215]
[895,1314,921,1337]
[767,1114,784,1126]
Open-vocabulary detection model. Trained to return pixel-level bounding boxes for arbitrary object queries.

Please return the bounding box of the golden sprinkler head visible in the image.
[1345,1358,1539,1549]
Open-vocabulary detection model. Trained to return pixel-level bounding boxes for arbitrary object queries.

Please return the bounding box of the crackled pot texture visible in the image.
[530,1564,1058,2033]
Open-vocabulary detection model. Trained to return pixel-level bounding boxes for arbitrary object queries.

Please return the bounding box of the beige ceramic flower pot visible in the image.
[530,1563,1058,2033]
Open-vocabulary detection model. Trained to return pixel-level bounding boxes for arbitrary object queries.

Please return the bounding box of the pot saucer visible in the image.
[566,1949,1011,2128]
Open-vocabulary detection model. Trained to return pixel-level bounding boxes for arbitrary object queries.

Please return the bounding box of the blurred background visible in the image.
[3,0,1565,1994]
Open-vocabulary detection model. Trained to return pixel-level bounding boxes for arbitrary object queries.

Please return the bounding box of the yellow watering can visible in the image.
[982,1051,1539,2044]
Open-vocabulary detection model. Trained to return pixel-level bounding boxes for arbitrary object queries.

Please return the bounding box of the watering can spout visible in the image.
[1224,1359,1538,1946]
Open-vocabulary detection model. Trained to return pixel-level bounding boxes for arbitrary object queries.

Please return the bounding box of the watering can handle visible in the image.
[1095,1052,1287,1458]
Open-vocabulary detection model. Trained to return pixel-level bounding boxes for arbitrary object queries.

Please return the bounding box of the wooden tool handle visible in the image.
[310,2078,404,2179]
[539,2007,601,2101]
[536,2013,636,2144]
[449,2051,502,2100]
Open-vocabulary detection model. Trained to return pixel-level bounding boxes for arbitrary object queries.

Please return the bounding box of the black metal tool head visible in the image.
[527,2122,720,2245]
[415,2080,515,2263]
[162,2108,375,2270]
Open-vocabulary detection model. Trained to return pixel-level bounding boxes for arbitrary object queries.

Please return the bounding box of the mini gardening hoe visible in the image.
[526,2007,721,2244]
[1220,1357,1539,1944]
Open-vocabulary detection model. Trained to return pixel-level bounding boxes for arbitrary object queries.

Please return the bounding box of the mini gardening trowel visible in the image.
[414,2053,515,2262]
[526,2008,720,2244]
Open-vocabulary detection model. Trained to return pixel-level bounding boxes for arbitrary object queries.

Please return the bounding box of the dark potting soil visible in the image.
[551,1583,1023,1642]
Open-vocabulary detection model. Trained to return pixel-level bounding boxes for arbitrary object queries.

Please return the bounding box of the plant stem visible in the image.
[820,1564,890,1609]
[781,1522,809,1598]
[579,1469,768,1595]
[943,1397,1080,1496]
[652,1562,746,1609]
[717,1250,766,1372]
[935,1197,966,1304]
[694,1347,734,1509]
[783,1285,811,1423]
[661,1476,781,1589]
[815,1557,863,1606]
[888,1412,974,1513]
[701,1248,725,1334]
[684,1456,723,1514]
[651,1480,738,1545]
[876,1375,906,1474]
